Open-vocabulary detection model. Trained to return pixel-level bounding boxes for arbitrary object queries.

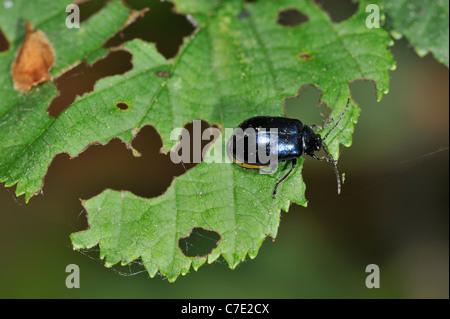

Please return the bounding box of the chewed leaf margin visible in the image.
[0,0,396,282]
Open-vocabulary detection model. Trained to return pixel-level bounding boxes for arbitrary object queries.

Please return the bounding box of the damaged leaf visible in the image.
[1,0,395,282]
[11,22,55,93]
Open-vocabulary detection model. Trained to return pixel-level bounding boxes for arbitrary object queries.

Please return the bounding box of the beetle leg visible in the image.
[272,159,297,198]
[281,160,290,170]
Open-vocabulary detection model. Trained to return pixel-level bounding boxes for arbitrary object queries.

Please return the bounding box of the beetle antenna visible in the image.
[322,144,341,194]
[323,98,350,141]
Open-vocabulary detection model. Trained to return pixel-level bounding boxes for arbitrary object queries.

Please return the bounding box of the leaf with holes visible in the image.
[382,0,449,67]
[1,0,394,282]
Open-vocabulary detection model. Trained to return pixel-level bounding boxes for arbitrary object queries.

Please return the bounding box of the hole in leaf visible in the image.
[75,0,110,23]
[44,125,197,201]
[48,50,133,118]
[285,84,330,125]
[171,120,221,166]
[179,227,221,257]
[116,102,129,110]
[349,78,378,107]
[0,28,9,52]
[105,0,196,59]
[313,0,358,23]
[277,8,309,27]
[43,119,220,202]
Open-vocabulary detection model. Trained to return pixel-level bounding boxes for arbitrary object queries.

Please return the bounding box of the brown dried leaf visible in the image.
[11,22,55,93]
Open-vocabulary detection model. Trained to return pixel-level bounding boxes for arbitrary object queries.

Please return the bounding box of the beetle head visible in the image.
[302,125,322,155]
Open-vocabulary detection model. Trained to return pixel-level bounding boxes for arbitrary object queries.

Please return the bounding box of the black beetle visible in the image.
[227,98,349,198]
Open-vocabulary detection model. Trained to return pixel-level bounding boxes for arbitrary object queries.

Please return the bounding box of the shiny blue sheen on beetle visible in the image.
[227,98,350,198]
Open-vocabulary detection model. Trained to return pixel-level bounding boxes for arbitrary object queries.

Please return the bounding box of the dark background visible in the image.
[0,0,448,298]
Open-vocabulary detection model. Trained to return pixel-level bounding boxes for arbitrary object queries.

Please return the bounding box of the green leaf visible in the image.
[1,0,394,281]
[382,0,449,67]
[0,0,130,200]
